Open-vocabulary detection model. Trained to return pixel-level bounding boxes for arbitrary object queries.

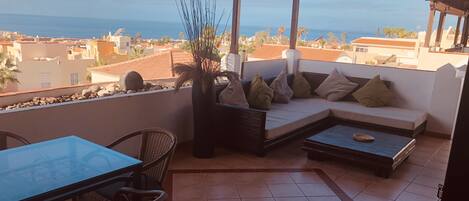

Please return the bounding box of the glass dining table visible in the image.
[0,136,143,201]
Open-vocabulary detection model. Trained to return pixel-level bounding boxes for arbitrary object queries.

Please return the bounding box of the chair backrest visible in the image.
[108,128,177,185]
[0,131,30,151]
[140,129,177,184]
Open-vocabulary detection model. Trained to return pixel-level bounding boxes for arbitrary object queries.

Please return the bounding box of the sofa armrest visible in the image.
[214,103,266,155]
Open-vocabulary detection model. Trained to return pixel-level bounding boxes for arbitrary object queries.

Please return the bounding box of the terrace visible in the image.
[0,1,467,201]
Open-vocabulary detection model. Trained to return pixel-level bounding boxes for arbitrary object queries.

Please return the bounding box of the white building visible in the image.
[109,35,131,55]
[4,42,94,92]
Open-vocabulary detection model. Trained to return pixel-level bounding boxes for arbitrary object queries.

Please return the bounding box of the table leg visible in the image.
[133,168,143,201]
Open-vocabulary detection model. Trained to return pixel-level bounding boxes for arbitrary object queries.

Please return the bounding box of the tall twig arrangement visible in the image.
[175,0,237,93]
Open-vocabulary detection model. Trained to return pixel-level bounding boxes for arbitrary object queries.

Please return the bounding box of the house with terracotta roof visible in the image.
[2,42,94,93]
[351,37,418,67]
[88,49,192,83]
[249,44,352,63]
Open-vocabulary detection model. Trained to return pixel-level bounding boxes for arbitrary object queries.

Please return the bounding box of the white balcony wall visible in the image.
[0,88,193,156]
[299,60,463,136]
[242,59,287,81]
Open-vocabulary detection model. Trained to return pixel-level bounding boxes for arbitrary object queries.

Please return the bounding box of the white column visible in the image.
[226,53,242,75]
[282,49,302,74]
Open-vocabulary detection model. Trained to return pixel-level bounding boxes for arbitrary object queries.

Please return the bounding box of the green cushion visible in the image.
[352,75,394,107]
[248,75,274,110]
[292,73,312,98]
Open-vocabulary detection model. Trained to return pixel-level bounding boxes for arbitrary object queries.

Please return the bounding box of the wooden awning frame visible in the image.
[430,0,469,16]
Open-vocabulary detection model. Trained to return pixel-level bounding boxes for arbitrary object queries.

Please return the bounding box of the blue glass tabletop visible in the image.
[0,136,142,201]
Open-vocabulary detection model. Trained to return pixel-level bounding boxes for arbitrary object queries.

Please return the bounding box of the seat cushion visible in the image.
[327,101,427,130]
[265,98,330,140]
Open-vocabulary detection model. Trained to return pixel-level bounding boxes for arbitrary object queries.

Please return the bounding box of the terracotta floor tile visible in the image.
[242,198,276,201]
[170,135,450,201]
[425,160,448,171]
[208,199,241,201]
[205,173,239,186]
[173,173,206,188]
[405,183,438,198]
[289,172,324,184]
[419,167,447,179]
[260,173,295,184]
[353,193,392,201]
[275,197,309,201]
[306,196,341,201]
[206,185,239,200]
[237,183,272,198]
[413,175,444,189]
[268,184,305,197]
[334,176,371,198]
[396,191,438,201]
[297,183,335,197]
[173,185,207,201]
[391,163,423,182]
[362,179,410,200]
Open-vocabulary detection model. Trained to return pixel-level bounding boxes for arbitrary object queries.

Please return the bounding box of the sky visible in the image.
[0,0,458,33]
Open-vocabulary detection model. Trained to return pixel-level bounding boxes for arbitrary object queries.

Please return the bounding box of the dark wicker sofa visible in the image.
[214,72,427,157]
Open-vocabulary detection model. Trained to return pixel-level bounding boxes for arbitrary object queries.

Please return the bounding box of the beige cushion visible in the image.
[219,76,249,108]
[315,69,359,101]
[327,101,427,130]
[270,70,293,103]
[247,75,274,110]
[265,99,330,140]
[292,73,313,98]
[353,75,394,107]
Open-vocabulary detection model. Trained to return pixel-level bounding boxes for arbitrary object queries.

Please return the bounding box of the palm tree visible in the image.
[297,26,309,41]
[0,54,19,90]
[277,25,286,44]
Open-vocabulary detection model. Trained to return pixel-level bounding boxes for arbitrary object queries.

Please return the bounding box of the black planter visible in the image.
[191,80,216,158]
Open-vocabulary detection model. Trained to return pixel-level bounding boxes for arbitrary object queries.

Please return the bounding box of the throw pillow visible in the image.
[270,70,293,103]
[315,69,359,101]
[247,75,274,110]
[353,75,394,107]
[218,75,249,108]
[292,72,313,98]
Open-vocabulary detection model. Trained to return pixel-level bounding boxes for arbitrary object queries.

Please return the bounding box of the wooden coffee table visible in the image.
[303,125,416,178]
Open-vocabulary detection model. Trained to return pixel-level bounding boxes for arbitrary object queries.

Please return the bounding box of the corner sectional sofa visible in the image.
[214,72,427,157]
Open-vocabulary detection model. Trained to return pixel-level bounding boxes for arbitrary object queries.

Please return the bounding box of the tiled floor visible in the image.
[171,171,340,201]
[170,135,450,201]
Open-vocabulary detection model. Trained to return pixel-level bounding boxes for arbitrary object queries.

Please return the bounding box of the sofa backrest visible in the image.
[215,72,389,103]
[302,72,392,102]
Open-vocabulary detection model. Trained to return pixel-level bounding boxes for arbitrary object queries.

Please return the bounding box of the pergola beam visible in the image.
[434,1,465,16]
[435,11,447,48]
[229,0,241,54]
[424,5,436,47]
[454,16,462,46]
[462,16,469,47]
[289,0,300,49]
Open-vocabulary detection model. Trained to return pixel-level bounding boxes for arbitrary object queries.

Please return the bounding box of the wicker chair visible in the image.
[114,187,167,201]
[0,131,30,151]
[96,128,177,200]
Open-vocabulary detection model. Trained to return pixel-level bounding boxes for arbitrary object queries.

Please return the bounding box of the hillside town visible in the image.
[0,24,468,95]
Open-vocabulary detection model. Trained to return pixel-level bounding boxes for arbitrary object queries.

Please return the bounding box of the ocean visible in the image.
[0,14,375,42]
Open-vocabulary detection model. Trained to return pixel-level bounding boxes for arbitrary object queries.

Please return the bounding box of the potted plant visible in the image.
[174,0,236,158]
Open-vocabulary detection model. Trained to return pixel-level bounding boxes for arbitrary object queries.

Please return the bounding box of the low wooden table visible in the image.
[303,125,415,178]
